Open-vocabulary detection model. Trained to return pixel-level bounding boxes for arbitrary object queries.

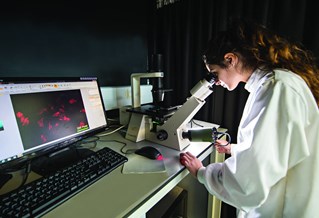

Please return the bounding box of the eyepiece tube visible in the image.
[204,73,218,85]
[190,73,218,100]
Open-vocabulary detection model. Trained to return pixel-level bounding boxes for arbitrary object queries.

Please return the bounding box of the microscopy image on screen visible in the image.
[11,90,89,150]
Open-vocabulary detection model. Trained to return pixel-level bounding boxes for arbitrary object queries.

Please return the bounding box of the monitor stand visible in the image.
[31,146,94,176]
[0,173,13,188]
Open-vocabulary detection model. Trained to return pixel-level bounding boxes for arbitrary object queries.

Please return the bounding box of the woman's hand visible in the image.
[215,139,231,154]
[180,152,203,178]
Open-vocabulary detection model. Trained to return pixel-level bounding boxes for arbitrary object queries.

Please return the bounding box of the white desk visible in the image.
[1,122,225,218]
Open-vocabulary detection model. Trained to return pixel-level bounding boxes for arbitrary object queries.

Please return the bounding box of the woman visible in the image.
[180,19,319,217]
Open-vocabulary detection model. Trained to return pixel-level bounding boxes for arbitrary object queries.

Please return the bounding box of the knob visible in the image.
[157,130,168,141]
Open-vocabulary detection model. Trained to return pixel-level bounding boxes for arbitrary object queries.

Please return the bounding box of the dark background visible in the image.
[0,1,149,86]
[1,0,319,217]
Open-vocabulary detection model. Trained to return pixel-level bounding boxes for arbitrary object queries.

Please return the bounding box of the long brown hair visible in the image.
[203,18,319,107]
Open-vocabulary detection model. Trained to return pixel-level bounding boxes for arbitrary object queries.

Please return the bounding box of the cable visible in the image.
[107,118,119,122]
[98,139,136,155]
[0,159,32,192]
[75,136,100,149]
[16,161,31,190]
[0,173,13,190]
[216,131,232,146]
[190,119,204,128]
[97,125,127,137]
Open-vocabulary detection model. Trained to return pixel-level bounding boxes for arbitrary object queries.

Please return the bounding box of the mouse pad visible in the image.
[122,153,166,174]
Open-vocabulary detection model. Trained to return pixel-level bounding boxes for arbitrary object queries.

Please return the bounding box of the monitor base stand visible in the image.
[0,173,13,188]
[31,146,94,176]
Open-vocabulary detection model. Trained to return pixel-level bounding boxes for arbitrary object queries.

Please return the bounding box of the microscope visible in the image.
[125,54,226,151]
[126,70,223,150]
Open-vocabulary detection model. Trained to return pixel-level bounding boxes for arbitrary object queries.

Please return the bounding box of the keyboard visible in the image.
[0,147,128,218]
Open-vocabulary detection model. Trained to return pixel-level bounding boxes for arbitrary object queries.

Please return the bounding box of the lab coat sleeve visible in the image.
[197,79,310,212]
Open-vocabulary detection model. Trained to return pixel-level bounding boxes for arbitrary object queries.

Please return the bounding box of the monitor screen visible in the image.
[0,77,107,170]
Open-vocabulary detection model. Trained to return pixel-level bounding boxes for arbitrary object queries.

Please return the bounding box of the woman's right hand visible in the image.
[215,139,231,154]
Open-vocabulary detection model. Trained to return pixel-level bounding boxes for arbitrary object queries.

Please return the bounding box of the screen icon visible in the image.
[0,120,4,131]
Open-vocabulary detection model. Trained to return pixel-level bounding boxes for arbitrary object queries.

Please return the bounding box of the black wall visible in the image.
[0,1,149,86]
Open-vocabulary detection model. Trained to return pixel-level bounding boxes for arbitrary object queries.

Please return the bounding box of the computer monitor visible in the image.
[0,77,107,172]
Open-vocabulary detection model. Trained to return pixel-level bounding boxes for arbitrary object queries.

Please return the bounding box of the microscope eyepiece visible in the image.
[204,73,218,85]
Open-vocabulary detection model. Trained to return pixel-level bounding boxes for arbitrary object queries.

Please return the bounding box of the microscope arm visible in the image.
[131,72,164,108]
[146,75,216,150]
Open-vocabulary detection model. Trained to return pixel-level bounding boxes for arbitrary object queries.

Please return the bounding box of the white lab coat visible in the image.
[197,69,319,217]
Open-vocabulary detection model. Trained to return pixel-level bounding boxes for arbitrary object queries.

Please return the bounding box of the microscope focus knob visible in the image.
[157,130,168,141]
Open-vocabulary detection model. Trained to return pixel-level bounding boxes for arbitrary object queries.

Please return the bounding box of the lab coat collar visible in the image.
[244,68,272,93]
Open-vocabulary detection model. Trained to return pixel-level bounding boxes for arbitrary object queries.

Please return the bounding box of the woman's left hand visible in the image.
[180,152,203,178]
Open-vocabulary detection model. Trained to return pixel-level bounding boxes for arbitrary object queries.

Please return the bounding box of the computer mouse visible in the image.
[135,146,162,160]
